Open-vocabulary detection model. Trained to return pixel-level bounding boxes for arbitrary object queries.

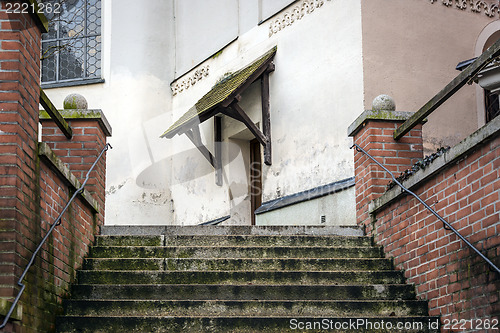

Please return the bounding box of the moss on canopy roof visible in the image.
[161,46,277,138]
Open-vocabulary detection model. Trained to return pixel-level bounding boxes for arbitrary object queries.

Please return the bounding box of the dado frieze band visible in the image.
[269,0,331,37]
[171,65,210,96]
[429,0,500,18]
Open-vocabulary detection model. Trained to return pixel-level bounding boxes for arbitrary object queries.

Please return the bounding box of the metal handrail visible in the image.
[0,143,112,329]
[350,143,500,275]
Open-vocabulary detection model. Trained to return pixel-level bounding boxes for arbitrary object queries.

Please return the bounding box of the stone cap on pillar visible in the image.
[347,110,416,137]
[39,109,112,137]
[348,94,424,137]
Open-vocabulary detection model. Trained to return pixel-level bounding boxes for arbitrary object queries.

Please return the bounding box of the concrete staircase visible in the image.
[56,226,440,332]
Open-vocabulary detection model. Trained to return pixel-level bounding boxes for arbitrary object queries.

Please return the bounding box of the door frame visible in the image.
[249,139,262,225]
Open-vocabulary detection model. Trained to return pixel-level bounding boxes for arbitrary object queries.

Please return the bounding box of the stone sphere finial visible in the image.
[63,93,88,110]
[372,94,395,111]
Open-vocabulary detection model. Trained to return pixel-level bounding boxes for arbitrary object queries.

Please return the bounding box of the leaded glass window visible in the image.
[485,90,500,123]
[41,0,102,86]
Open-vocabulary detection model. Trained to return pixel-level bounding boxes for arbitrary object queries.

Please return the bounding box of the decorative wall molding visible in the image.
[171,65,210,96]
[269,0,331,37]
[428,0,500,18]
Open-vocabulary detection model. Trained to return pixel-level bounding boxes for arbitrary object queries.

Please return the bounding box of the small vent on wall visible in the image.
[320,215,326,224]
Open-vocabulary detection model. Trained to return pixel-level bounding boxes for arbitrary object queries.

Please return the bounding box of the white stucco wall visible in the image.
[44,0,363,226]
[261,0,363,200]
[168,0,363,225]
[361,0,497,154]
[44,0,177,225]
[173,0,239,78]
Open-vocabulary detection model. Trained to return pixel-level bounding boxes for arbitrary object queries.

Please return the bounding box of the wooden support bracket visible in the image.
[219,78,272,166]
[230,103,268,146]
[184,122,223,186]
[185,127,215,168]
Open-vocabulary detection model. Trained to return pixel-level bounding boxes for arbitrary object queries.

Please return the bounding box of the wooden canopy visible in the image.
[161,47,276,185]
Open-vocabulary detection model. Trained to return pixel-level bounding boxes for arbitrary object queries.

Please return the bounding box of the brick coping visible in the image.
[347,110,417,137]
[39,109,112,137]
[369,115,500,215]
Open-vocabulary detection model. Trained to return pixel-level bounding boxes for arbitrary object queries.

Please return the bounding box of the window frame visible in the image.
[484,89,500,123]
[41,0,103,87]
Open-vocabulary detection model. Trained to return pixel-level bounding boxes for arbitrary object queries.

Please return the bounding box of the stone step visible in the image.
[99,225,364,237]
[95,234,373,247]
[70,284,416,301]
[83,257,394,271]
[88,245,384,259]
[76,270,406,285]
[57,227,437,332]
[56,315,441,332]
[62,299,430,317]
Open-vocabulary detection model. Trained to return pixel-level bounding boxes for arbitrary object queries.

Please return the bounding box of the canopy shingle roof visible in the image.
[161,46,277,138]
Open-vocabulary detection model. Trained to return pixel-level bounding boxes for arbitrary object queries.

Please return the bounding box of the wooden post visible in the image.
[40,89,73,139]
[214,116,222,186]
[261,71,271,165]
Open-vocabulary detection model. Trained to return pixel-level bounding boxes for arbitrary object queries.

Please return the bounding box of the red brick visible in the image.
[467,163,483,184]
[1,40,22,51]
[480,191,498,208]
[54,142,83,150]
[1,20,23,31]
[480,170,498,187]
[482,214,498,229]
[493,156,500,170]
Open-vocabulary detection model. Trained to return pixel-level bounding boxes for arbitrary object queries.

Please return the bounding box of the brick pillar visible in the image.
[348,97,424,234]
[0,4,47,331]
[40,108,112,226]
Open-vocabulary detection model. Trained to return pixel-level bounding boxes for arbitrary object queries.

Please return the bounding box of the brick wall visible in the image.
[29,144,102,332]
[348,110,424,233]
[0,5,45,332]
[40,111,112,228]
[39,161,96,288]
[0,6,110,332]
[349,110,500,331]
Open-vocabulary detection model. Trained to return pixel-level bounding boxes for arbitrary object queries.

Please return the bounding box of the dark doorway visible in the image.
[250,139,262,225]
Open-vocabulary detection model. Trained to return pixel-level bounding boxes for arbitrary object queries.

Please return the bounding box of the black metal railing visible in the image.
[0,143,112,329]
[351,143,500,275]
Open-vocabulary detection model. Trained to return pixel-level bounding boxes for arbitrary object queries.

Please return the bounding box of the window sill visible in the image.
[41,78,105,89]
